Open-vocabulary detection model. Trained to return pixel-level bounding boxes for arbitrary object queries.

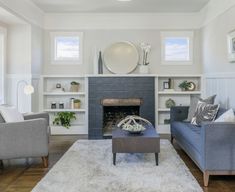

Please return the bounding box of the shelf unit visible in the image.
[156,75,203,134]
[40,75,87,135]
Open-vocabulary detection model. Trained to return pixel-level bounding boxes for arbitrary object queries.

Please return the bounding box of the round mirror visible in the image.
[103,42,139,74]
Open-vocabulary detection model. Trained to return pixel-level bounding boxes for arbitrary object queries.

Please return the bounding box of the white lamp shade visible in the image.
[24,85,34,95]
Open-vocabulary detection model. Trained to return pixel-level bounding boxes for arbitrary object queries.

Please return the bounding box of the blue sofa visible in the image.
[170,106,235,186]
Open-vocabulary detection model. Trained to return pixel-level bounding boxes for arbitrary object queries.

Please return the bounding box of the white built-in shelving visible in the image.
[40,75,87,135]
[156,75,203,134]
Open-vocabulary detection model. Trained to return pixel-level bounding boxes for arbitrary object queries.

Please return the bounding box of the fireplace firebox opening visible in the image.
[101,98,143,137]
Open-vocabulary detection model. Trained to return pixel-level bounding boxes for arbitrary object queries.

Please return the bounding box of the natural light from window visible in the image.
[165,38,190,61]
[55,36,80,60]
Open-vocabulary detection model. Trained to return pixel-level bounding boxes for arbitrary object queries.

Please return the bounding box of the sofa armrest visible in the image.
[170,106,189,122]
[24,112,49,127]
[0,119,49,159]
[201,122,235,170]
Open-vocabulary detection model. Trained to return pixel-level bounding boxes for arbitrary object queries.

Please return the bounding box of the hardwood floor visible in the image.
[0,135,235,192]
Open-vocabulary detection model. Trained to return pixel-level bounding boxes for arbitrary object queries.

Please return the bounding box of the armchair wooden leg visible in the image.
[42,156,49,168]
[203,171,209,187]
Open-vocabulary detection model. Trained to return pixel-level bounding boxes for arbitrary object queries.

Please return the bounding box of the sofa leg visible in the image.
[203,171,209,187]
[170,136,174,144]
[42,156,49,168]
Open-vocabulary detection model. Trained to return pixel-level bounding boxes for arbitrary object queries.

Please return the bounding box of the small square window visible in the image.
[51,32,83,65]
[161,31,193,65]
[165,38,190,61]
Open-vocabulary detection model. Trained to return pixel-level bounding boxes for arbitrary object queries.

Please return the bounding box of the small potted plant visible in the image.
[73,99,81,109]
[53,112,76,129]
[178,81,191,91]
[70,81,80,92]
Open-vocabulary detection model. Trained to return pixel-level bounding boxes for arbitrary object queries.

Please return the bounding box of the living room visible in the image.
[0,0,235,191]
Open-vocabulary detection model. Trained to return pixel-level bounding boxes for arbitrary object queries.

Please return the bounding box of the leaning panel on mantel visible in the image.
[205,73,235,109]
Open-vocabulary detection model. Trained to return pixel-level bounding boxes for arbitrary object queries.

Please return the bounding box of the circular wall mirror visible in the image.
[103,42,139,74]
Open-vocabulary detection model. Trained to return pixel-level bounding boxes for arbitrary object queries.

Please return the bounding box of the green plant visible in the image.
[178,81,191,91]
[71,81,80,85]
[53,112,76,129]
[74,99,81,103]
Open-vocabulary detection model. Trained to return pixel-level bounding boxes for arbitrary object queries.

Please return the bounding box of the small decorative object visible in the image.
[117,115,152,134]
[73,99,81,109]
[139,42,151,74]
[52,83,65,92]
[98,51,103,74]
[227,30,235,62]
[164,119,171,124]
[59,102,64,109]
[51,102,56,109]
[53,112,76,129]
[179,81,196,91]
[163,81,170,89]
[70,81,80,92]
[56,83,61,88]
[70,98,75,109]
[165,98,176,108]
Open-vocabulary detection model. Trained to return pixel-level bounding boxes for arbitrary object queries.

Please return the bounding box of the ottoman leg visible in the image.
[155,153,158,166]
[113,153,116,165]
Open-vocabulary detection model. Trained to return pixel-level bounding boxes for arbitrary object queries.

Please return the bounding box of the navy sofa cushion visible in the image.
[171,121,201,153]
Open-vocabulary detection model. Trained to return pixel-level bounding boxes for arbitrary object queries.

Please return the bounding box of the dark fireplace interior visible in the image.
[101,98,142,137]
[103,106,140,137]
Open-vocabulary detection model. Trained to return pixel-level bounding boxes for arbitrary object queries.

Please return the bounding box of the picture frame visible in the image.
[227,30,235,62]
[163,81,170,89]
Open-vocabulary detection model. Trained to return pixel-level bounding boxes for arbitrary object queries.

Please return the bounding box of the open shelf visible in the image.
[158,91,201,95]
[44,109,86,112]
[43,92,85,96]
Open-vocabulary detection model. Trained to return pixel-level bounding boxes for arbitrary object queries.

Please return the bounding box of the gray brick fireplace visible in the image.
[88,77,155,139]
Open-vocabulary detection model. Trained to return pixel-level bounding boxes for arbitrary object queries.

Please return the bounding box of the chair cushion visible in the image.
[171,121,201,153]
[0,106,24,122]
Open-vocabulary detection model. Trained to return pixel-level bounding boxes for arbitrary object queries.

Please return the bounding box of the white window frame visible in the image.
[161,31,194,65]
[0,26,6,104]
[50,31,83,65]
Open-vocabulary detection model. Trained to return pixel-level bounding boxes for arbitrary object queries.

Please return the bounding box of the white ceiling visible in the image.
[0,7,26,24]
[30,0,210,13]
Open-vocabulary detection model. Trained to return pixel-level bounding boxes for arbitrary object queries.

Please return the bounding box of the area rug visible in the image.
[32,139,203,192]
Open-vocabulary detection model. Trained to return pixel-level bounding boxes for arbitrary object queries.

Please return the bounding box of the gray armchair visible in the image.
[0,112,49,168]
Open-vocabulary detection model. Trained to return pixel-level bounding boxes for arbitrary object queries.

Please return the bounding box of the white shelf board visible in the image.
[42,75,85,78]
[44,109,86,112]
[43,92,85,96]
[158,91,201,95]
[157,124,171,134]
[158,108,170,112]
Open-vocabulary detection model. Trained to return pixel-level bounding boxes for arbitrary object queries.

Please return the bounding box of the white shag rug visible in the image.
[32,140,203,192]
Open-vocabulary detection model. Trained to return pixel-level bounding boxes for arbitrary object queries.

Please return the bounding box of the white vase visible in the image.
[139,65,149,74]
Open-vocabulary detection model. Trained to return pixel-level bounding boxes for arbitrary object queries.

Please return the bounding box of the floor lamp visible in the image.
[16,80,34,110]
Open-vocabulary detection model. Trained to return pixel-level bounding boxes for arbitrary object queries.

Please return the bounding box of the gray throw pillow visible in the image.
[191,101,220,126]
[185,95,216,122]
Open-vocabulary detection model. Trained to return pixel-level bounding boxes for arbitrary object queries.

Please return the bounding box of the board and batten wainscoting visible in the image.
[205,73,235,109]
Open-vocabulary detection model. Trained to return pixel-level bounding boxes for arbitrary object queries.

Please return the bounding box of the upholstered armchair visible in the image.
[0,112,49,168]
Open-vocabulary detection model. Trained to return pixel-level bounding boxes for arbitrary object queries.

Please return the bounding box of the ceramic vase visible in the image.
[139,65,149,74]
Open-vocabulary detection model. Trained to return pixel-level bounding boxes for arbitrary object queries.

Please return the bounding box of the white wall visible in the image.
[43,13,203,75]
[201,2,235,108]
[7,24,31,74]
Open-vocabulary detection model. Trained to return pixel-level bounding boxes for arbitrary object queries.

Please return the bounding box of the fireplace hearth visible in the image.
[88,77,155,139]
